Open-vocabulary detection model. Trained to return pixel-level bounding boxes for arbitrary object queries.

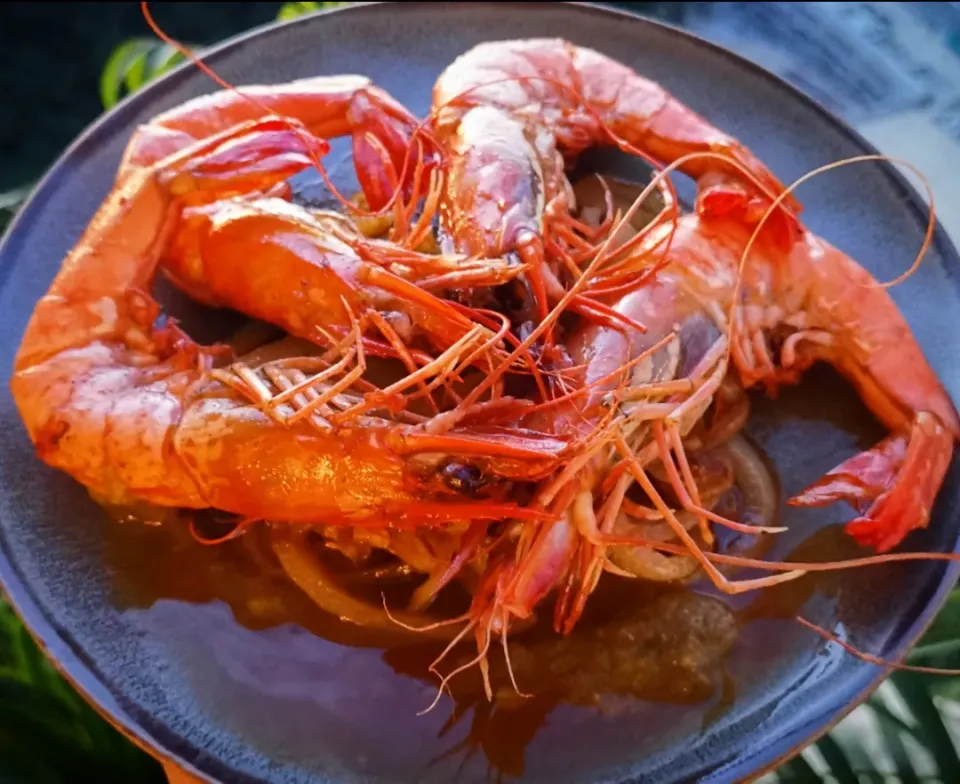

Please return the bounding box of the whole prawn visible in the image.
[560,207,960,599]
[9,118,568,529]
[430,38,803,327]
[420,176,959,701]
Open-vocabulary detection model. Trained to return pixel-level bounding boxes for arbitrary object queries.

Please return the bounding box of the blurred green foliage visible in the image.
[96,2,347,111]
[100,38,187,110]
[0,600,165,783]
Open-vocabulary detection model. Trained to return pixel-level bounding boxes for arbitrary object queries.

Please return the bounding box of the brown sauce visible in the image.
[104,518,743,778]
[100,470,872,780]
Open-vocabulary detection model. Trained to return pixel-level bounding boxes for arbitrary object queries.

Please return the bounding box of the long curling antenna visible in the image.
[729,153,936,338]
[797,615,960,677]
[592,530,960,573]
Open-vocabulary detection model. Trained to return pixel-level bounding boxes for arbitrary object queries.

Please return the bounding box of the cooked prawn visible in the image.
[9,118,567,527]
[430,38,803,325]
[582,209,959,562]
[431,189,958,684]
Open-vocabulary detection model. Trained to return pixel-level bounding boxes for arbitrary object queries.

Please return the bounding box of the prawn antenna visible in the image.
[797,615,960,677]
[732,153,936,306]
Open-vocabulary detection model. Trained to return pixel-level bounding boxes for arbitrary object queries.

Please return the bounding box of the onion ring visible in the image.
[271,526,467,641]
[607,434,778,582]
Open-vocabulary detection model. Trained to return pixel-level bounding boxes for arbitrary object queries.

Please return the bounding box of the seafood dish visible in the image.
[8,35,959,716]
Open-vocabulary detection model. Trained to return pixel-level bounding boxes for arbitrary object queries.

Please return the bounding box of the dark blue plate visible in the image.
[2,3,960,783]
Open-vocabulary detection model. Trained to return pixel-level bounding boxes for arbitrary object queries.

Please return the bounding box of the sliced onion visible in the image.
[271,526,464,641]
[646,445,735,509]
[607,435,777,581]
[725,434,778,528]
[609,545,700,583]
[608,511,700,582]
[694,376,751,451]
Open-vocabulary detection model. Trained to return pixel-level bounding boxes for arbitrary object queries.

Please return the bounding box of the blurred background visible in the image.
[4,2,960,782]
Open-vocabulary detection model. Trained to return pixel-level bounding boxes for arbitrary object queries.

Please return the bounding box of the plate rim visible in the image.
[2,3,959,783]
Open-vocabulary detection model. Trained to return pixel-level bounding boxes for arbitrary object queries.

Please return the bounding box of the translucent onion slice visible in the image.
[271,526,466,641]
[725,434,778,528]
[608,434,778,582]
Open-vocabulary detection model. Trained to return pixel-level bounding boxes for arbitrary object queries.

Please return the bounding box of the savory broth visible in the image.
[103,516,742,777]
[100,460,869,780]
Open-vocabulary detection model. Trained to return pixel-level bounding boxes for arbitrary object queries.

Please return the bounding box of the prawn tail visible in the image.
[348,85,441,212]
[789,412,955,553]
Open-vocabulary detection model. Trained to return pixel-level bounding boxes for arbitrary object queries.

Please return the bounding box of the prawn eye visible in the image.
[441,462,486,496]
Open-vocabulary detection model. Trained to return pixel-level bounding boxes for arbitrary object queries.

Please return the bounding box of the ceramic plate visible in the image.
[2,3,960,783]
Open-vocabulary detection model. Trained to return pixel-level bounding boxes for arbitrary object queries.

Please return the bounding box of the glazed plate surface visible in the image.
[2,3,960,783]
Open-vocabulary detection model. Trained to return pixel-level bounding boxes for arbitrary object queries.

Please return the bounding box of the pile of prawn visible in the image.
[10,6,960,709]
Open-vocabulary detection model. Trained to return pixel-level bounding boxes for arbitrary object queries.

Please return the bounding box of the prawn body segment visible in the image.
[164,196,526,364]
[433,39,801,243]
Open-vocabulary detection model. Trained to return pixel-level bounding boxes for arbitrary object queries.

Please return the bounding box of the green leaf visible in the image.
[277,1,348,21]
[916,586,960,648]
[98,4,351,110]
[816,719,887,783]
[772,750,820,782]
[812,733,859,784]
[0,182,34,234]
[100,39,156,110]
[877,718,923,784]
[864,697,917,737]
[0,184,33,213]
[99,39,189,110]
[929,674,960,702]
[0,601,164,782]
[909,638,960,670]
[148,43,186,81]
[890,672,960,781]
